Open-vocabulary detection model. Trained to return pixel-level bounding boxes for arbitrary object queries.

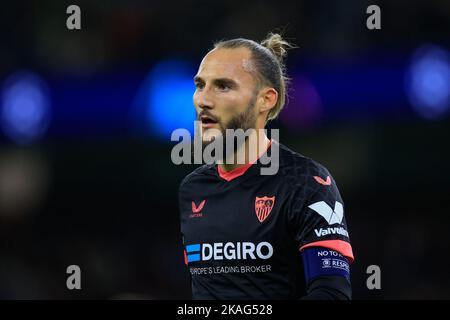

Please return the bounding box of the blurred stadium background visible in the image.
[0,0,449,299]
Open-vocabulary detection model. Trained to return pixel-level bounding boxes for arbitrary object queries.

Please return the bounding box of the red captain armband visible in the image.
[299,240,354,264]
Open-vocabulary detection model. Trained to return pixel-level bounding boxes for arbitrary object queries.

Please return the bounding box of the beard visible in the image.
[201,93,258,156]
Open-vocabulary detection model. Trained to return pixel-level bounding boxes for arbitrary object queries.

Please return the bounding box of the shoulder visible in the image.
[178,164,215,192]
[277,142,334,192]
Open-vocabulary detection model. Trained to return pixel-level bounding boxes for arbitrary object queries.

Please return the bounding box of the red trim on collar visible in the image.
[217,139,273,182]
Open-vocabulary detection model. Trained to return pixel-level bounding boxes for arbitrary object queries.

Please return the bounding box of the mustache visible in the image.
[198,111,220,123]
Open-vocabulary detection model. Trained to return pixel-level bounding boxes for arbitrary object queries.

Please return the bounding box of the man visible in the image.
[178,33,354,299]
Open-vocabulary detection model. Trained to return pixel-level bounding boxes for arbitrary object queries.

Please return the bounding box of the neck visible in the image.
[219,129,271,172]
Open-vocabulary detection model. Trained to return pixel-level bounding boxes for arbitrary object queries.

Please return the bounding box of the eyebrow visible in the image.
[193,76,238,88]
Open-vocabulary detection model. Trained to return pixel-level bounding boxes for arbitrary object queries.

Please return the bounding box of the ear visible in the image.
[258,87,278,114]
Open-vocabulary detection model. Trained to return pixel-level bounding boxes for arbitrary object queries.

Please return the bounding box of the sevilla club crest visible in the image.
[255,196,275,223]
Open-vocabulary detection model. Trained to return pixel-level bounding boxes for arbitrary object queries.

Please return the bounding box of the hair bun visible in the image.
[261,33,292,62]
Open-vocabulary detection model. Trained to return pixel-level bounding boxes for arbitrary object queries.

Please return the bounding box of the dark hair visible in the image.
[214,33,294,121]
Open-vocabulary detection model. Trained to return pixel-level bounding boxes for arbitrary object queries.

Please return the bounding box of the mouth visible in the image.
[200,115,218,128]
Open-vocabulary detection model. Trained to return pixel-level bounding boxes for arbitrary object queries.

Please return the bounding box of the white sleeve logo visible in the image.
[308,201,344,225]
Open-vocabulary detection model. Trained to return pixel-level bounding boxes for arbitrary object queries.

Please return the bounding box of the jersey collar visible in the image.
[217,139,273,182]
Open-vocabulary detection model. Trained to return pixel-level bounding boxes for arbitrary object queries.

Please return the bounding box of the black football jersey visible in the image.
[178,140,354,299]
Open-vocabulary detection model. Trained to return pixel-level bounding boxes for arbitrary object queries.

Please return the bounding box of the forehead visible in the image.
[196,47,256,82]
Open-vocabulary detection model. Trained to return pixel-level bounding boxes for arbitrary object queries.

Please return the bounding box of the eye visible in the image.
[195,82,204,90]
[217,83,230,91]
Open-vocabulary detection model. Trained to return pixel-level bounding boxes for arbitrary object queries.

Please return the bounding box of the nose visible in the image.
[194,86,214,111]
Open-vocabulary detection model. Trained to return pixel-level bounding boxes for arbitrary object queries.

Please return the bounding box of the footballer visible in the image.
[178,33,354,299]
